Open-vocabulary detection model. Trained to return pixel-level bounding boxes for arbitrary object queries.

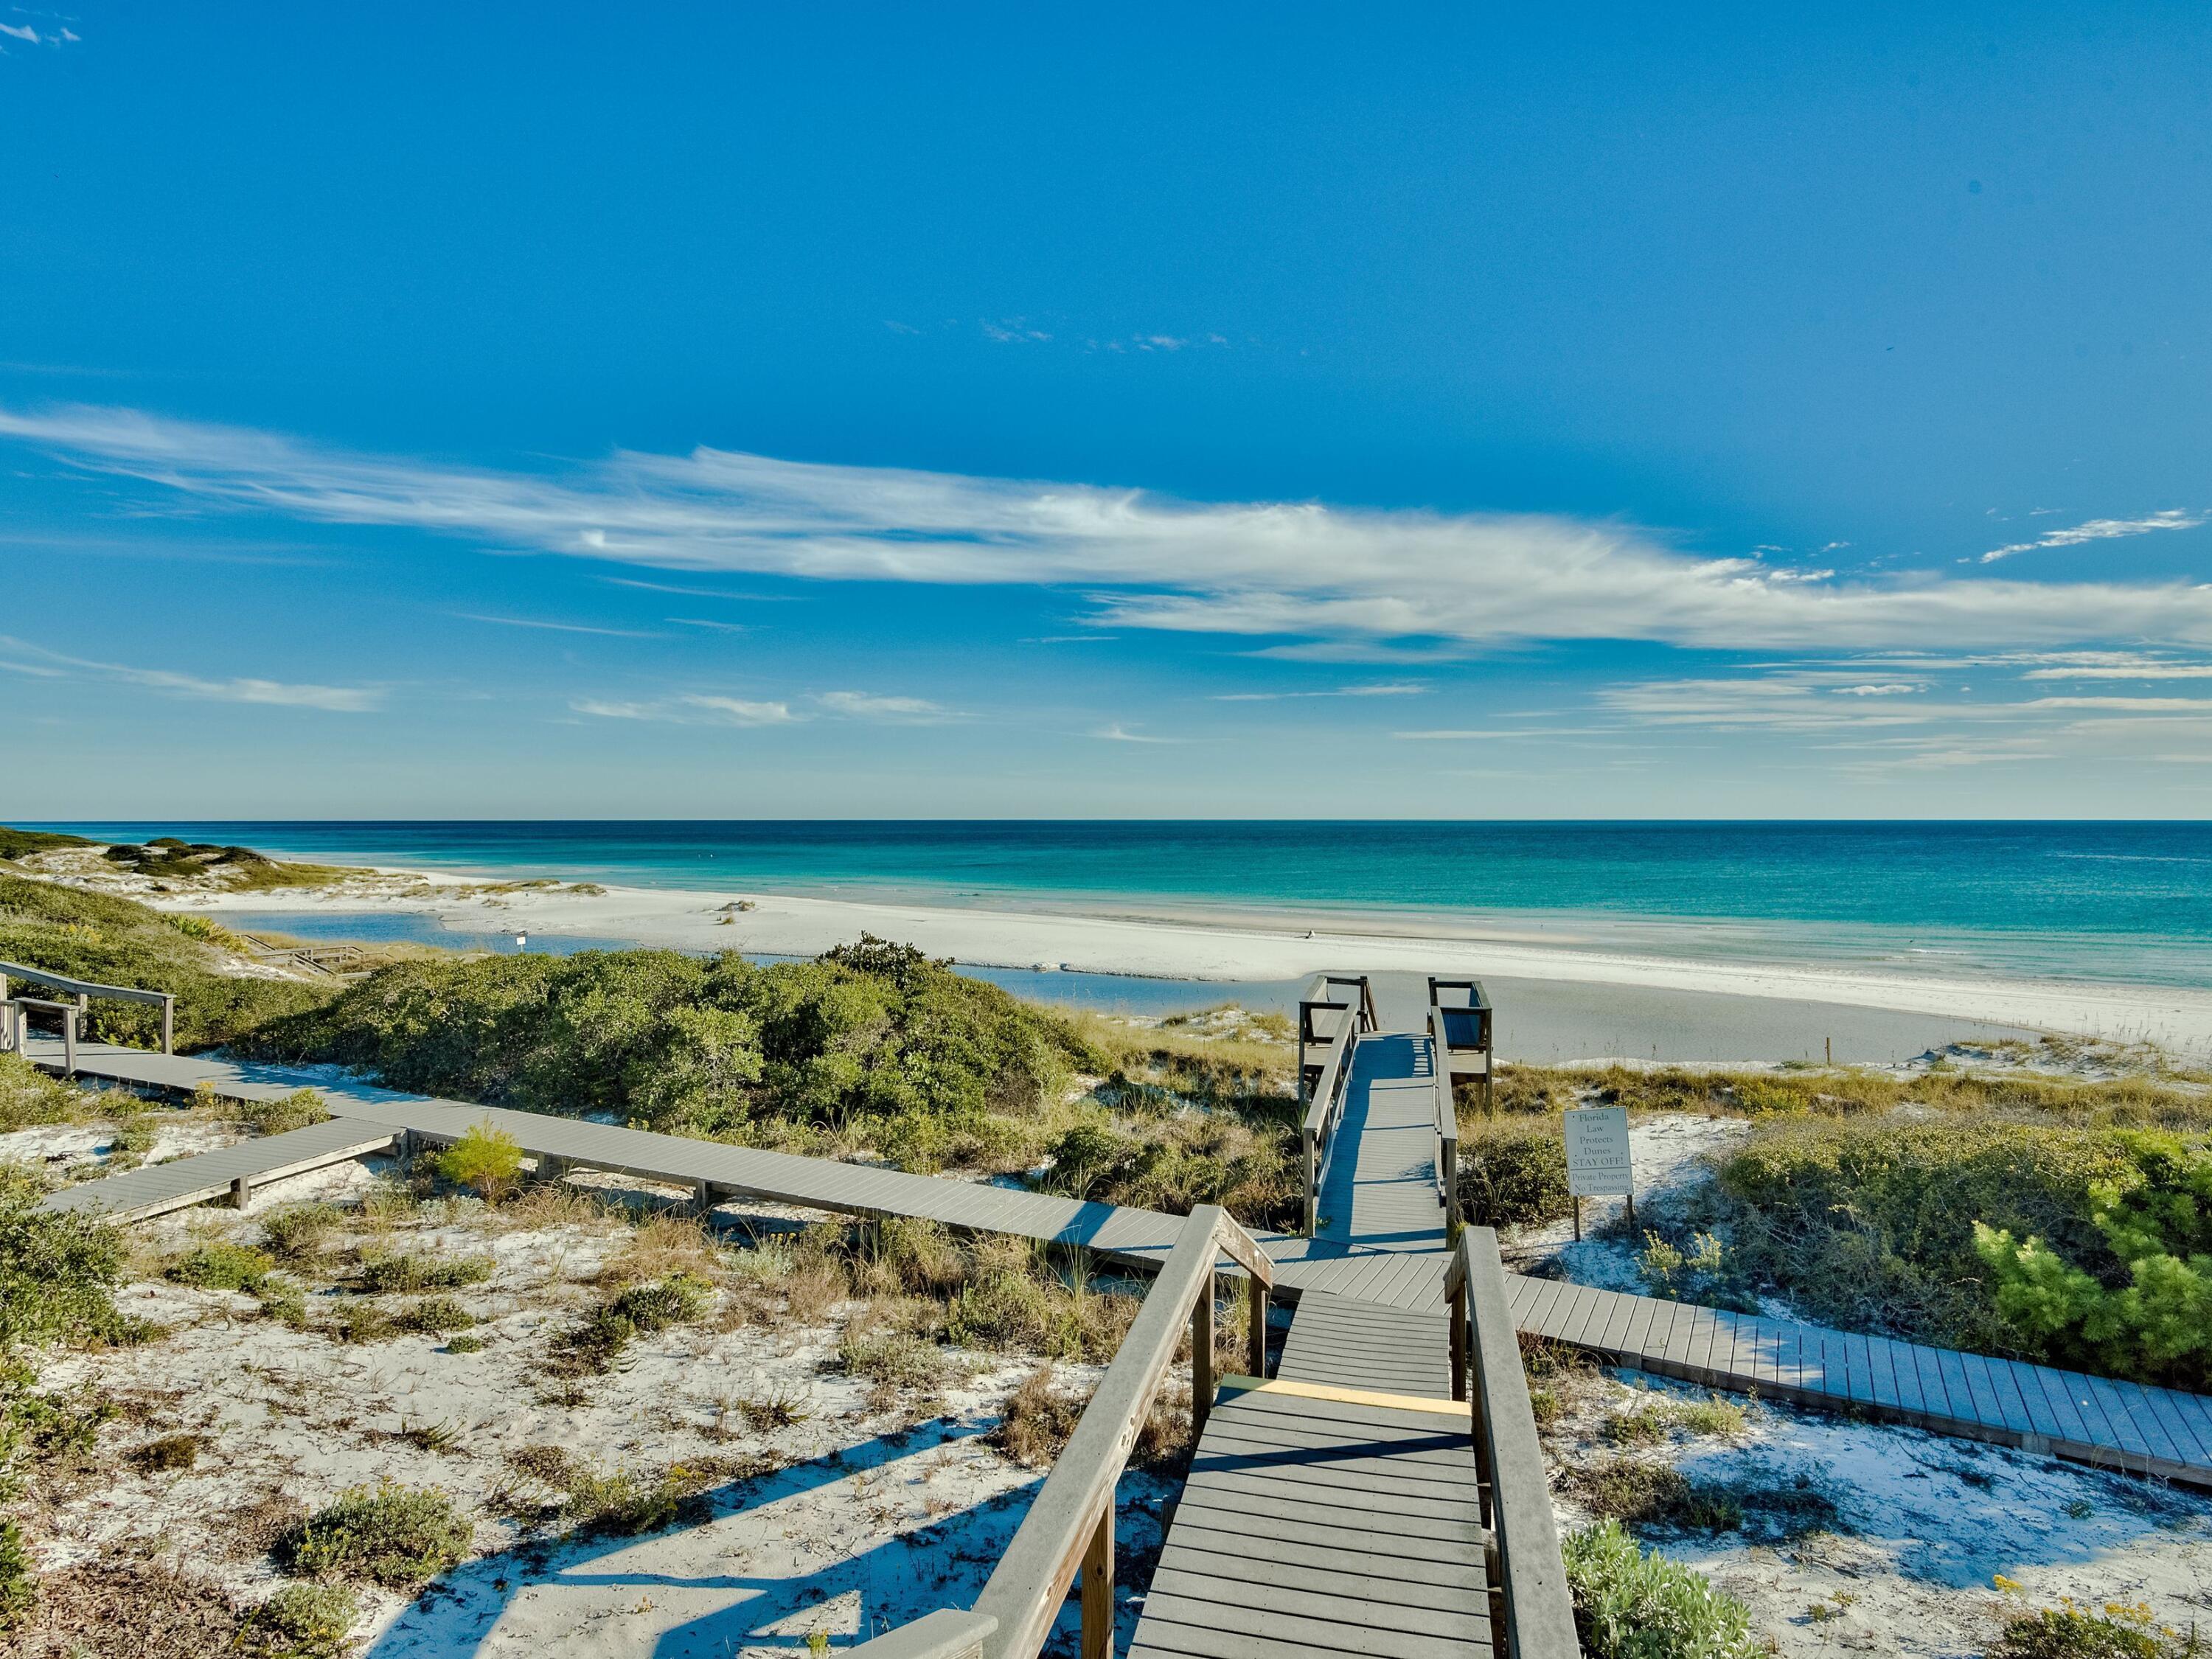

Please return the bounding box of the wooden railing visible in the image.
[1298,1009,1357,1237]
[1446,1228,1582,1659]
[1428,1003,1461,1246]
[236,934,372,978]
[0,959,177,1060]
[850,1206,1276,1659]
[1429,975,1495,1113]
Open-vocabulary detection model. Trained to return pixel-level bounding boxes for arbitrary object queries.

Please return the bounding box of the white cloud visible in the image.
[0,636,380,712]
[1093,723,1187,743]
[15,403,2212,655]
[1213,681,1428,701]
[1831,683,1922,696]
[453,613,658,638]
[1980,509,2203,564]
[815,690,950,721]
[571,693,795,726]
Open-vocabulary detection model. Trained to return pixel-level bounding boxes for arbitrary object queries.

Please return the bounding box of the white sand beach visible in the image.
[153,863,2212,1058]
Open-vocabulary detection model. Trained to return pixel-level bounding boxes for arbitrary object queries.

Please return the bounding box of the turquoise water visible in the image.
[40,820,2212,989]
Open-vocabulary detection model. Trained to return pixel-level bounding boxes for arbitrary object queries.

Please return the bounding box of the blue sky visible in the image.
[5,2,2212,818]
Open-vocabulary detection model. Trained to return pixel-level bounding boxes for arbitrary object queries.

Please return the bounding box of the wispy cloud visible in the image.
[16,403,2212,655]
[815,690,953,722]
[452,613,658,638]
[1979,509,2204,564]
[0,636,380,712]
[572,694,795,726]
[1093,723,1189,743]
[1213,681,1428,702]
[668,617,749,633]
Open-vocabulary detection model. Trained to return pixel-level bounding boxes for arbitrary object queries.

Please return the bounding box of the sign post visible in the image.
[1562,1105,1634,1242]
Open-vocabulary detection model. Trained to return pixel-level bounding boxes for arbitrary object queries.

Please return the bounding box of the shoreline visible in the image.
[153,861,2212,1055]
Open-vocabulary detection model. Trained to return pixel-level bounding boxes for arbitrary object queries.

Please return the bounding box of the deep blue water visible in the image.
[35,821,2212,988]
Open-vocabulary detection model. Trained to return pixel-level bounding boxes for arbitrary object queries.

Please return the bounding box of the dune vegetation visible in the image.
[1463,1060,2212,1391]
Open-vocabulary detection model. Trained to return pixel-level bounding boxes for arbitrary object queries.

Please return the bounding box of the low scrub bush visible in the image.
[232,933,1093,1141]
[1458,1116,1572,1228]
[990,1366,1087,1467]
[1989,1601,2205,1659]
[260,1203,346,1262]
[943,1238,1135,1361]
[355,1251,493,1294]
[1571,1458,1840,1540]
[0,1167,127,1350]
[243,1581,360,1659]
[280,1480,471,1587]
[835,1328,947,1394]
[498,1444,721,1538]
[241,1088,330,1135]
[393,1297,476,1335]
[1714,1116,2212,1386]
[1562,1518,1761,1659]
[166,1242,275,1295]
[0,1053,84,1133]
[559,1273,713,1372]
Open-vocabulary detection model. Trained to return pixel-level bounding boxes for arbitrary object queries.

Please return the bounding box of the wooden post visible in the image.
[1080,1499,1114,1659]
[231,1175,252,1211]
[1572,1196,1581,1242]
[1246,1275,1268,1377]
[1192,1281,1215,1443]
[1449,1298,1467,1402]
[1624,1189,1637,1237]
[160,995,175,1056]
[692,1178,715,1217]
[62,1006,77,1076]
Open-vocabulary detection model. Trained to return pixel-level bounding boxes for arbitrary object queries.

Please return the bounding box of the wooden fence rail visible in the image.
[0,959,176,1055]
[1429,1003,1461,1247]
[1447,1227,1582,1659]
[851,1206,1275,1659]
[1429,975,1495,1113]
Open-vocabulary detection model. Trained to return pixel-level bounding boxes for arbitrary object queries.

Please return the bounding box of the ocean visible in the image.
[34,820,2212,991]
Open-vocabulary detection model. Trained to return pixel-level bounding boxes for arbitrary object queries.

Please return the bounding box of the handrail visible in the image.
[0,959,176,1054]
[1445,1228,1581,1659]
[852,1206,1273,1659]
[8,996,80,1074]
[1298,1012,1357,1235]
[1429,975,1494,1113]
[1429,1005,1461,1245]
[1318,973,1379,1032]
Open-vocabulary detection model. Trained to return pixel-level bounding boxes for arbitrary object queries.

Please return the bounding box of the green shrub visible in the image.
[432,1122,523,1200]
[1989,1601,2202,1658]
[560,1273,712,1372]
[393,1297,476,1335]
[0,1053,83,1133]
[260,1203,345,1262]
[1562,1518,1761,1659]
[0,1169,126,1351]
[281,1480,471,1587]
[835,1328,947,1392]
[0,1516,32,1626]
[1458,1116,1572,1228]
[232,936,1091,1139]
[1716,1116,2212,1386]
[243,1581,360,1659]
[165,1242,275,1295]
[242,1088,331,1135]
[355,1252,493,1294]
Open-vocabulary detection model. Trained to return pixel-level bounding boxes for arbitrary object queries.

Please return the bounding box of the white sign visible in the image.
[1563,1105,1633,1197]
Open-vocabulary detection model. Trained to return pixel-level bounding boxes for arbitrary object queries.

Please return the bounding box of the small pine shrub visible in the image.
[0,1517,32,1626]
[131,1433,203,1472]
[432,1122,524,1201]
[260,1203,345,1261]
[835,1329,946,1393]
[0,1168,127,1350]
[990,1366,1086,1467]
[281,1480,471,1587]
[445,1333,486,1354]
[1563,1518,1761,1659]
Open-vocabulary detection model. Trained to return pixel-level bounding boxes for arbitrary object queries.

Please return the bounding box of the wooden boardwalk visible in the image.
[1509,1273,2212,1489]
[25,1029,2212,1492]
[1130,1291,1489,1659]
